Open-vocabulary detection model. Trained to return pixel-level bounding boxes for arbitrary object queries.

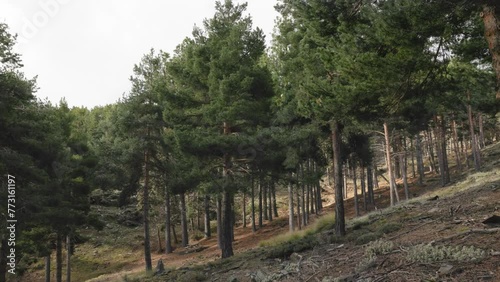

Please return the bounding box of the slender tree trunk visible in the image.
[268,182,273,222]
[481,1,500,100]
[258,176,263,228]
[315,161,322,211]
[467,95,481,170]
[272,177,278,218]
[204,195,211,239]
[221,190,234,258]
[332,121,345,236]
[352,161,359,217]
[384,122,398,206]
[452,119,463,172]
[216,195,222,248]
[221,121,234,258]
[410,138,416,178]
[143,149,152,271]
[242,192,247,228]
[45,254,51,282]
[56,233,62,282]
[401,153,409,200]
[251,175,256,233]
[66,235,71,282]
[361,163,367,211]
[288,173,295,232]
[165,188,173,253]
[372,163,379,190]
[157,226,162,253]
[440,116,450,185]
[263,180,268,221]
[300,164,307,226]
[172,222,178,244]
[478,113,486,148]
[426,130,437,173]
[180,192,189,247]
[296,183,301,230]
[342,165,348,200]
[416,133,425,185]
[367,165,375,207]
[394,138,401,179]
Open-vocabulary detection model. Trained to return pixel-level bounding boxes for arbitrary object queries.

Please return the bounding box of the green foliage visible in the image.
[265,234,318,259]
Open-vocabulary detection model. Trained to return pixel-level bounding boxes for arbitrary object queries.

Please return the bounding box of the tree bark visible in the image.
[271,177,279,218]
[352,160,359,217]
[478,112,486,148]
[384,122,398,206]
[180,192,189,247]
[204,195,211,239]
[66,235,71,282]
[332,121,345,236]
[360,163,367,211]
[268,181,273,222]
[56,233,62,282]
[481,1,500,100]
[242,192,247,228]
[45,254,51,282]
[367,165,375,206]
[258,175,263,228]
[165,188,173,254]
[263,179,268,221]
[216,195,222,248]
[288,174,295,232]
[143,149,152,271]
[415,133,425,185]
[452,119,463,172]
[467,95,481,170]
[251,175,256,233]
[221,121,234,258]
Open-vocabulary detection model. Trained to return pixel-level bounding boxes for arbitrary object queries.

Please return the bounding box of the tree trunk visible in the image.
[143,149,152,271]
[251,175,256,233]
[367,165,375,207]
[165,188,173,254]
[216,195,222,248]
[426,130,437,173]
[394,138,401,179]
[415,133,425,185]
[467,96,481,170]
[204,195,211,239]
[288,174,295,232]
[157,227,162,253]
[221,190,234,258]
[258,176,263,228]
[440,116,450,185]
[45,255,51,282]
[401,153,409,200]
[272,177,278,218]
[315,161,322,211]
[301,164,307,226]
[360,163,367,211]
[481,1,500,100]
[180,192,189,247]
[66,235,71,282]
[352,161,359,217]
[332,121,345,236]
[384,122,398,206]
[263,180,268,221]
[452,119,463,172]
[372,163,379,190]
[410,138,416,178]
[242,192,247,228]
[478,112,486,148]
[172,223,178,244]
[296,183,301,230]
[56,233,62,282]
[268,182,273,222]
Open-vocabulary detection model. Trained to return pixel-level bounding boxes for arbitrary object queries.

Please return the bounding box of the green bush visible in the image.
[377,222,402,234]
[406,244,486,263]
[355,232,380,245]
[266,234,318,259]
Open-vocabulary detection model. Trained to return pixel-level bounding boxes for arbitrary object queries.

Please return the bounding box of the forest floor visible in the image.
[24,142,500,282]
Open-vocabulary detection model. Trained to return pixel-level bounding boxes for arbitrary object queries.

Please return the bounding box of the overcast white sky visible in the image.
[0,0,279,108]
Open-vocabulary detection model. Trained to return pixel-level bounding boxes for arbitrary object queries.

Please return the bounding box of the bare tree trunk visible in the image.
[415,133,425,185]
[180,192,189,247]
[258,175,263,228]
[172,222,178,244]
[367,165,375,207]
[467,95,481,170]
[384,122,398,206]
[272,177,278,218]
[440,116,451,185]
[401,153,409,200]
[332,121,345,236]
[242,192,247,228]
[288,174,295,232]
[296,183,301,230]
[221,121,234,258]
[251,175,256,233]
[425,130,437,173]
[165,188,173,253]
[352,160,359,217]
[315,161,322,211]
[216,195,222,248]
[481,1,500,100]
[66,235,71,282]
[263,179,268,221]
[143,149,152,271]
[478,113,486,148]
[157,227,162,253]
[268,182,273,222]
[56,233,62,282]
[204,195,211,239]
[452,119,463,172]
[410,138,416,178]
[300,164,307,226]
[45,255,51,282]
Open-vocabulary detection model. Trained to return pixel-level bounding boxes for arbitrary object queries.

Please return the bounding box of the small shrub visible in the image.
[365,239,394,257]
[406,244,486,263]
[377,222,402,234]
[190,230,204,241]
[265,234,318,259]
[355,254,377,273]
[355,232,380,245]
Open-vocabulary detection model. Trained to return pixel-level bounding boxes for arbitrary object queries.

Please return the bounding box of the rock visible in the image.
[438,264,453,275]
[289,252,302,263]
